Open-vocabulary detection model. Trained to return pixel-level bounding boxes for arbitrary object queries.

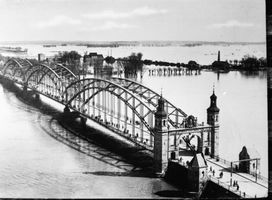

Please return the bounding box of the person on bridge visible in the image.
[219,171,223,178]
[236,183,239,191]
[212,170,215,176]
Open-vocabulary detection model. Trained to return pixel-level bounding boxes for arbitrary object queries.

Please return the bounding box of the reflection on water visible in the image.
[0,86,177,198]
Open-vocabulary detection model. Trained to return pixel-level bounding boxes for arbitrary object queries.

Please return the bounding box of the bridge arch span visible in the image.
[26,63,60,83]
[111,77,188,128]
[65,78,156,137]
[54,63,77,79]
[2,59,25,77]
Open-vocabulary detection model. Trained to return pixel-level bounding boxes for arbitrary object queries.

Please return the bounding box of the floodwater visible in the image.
[0,44,268,197]
[0,84,179,198]
[0,43,265,65]
[141,70,268,178]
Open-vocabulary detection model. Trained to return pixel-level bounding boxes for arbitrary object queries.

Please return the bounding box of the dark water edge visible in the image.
[0,77,186,196]
[57,113,155,172]
[0,76,154,173]
[199,181,240,199]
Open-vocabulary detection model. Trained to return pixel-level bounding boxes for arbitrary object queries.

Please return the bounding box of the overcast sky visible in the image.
[0,0,266,42]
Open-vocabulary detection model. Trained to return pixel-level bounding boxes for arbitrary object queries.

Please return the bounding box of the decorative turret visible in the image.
[207,87,220,159]
[154,94,169,174]
[207,88,220,126]
[187,153,208,192]
[154,96,167,129]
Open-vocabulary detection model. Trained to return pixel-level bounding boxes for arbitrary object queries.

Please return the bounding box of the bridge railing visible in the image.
[207,156,268,189]
[208,174,252,198]
[213,155,268,183]
[248,171,269,183]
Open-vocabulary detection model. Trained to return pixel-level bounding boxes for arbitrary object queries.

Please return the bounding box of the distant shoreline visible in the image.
[0,40,266,47]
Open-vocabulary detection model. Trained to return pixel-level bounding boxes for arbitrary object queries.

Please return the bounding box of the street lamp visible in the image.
[230,161,233,186]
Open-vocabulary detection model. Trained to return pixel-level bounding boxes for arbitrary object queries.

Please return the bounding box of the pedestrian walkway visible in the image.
[205,156,268,198]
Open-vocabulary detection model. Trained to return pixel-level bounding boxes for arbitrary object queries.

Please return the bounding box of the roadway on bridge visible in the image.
[205,157,268,198]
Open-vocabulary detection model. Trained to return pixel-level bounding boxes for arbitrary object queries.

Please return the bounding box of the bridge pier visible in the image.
[34,93,40,102]
[23,84,27,93]
[64,105,70,113]
[80,117,87,127]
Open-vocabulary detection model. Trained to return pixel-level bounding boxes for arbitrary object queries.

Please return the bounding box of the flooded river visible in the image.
[0,44,268,198]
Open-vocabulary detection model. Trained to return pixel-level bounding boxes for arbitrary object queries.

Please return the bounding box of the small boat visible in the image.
[43,44,57,47]
[0,46,27,53]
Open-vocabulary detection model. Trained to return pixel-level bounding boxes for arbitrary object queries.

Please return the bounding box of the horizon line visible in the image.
[0,40,266,44]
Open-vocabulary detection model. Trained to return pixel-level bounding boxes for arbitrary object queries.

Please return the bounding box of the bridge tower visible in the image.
[207,88,220,159]
[154,95,169,174]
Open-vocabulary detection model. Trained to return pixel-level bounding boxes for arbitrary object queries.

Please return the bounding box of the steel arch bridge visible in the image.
[110,77,188,128]
[1,58,77,101]
[0,58,216,154]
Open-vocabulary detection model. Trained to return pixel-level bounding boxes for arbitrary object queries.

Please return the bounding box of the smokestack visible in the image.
[218,51,220,62]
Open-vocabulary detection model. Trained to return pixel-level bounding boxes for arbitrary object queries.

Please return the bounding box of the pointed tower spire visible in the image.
[207,85,220,159]
[209,85,219,111]
[154,87,168,174]
[213,83,215,94]
[160,88,163,98]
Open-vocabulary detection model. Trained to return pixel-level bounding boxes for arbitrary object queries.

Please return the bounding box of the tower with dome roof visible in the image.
[207,87,220,159]
[153,94,169,174]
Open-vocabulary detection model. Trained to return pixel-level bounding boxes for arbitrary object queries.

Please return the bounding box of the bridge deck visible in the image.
[205,156,268,198]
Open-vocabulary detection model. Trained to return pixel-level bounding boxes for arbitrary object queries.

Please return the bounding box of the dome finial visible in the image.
[160,88,163,98]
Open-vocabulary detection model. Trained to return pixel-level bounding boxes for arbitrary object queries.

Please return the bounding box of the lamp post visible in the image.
[230,161,233,186]
[255,159,258,183]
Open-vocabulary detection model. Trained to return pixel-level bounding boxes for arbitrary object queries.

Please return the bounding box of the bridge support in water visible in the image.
[80,116,87,127]
[64,105,70,113]
[23,84,27,93]
[34,93,40,102]
[63,105,87,127]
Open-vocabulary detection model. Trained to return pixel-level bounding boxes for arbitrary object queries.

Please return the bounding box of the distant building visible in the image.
[83,52,104,75]
[211,51,230,70]
[94,54,104,75]
[38,53,46,62]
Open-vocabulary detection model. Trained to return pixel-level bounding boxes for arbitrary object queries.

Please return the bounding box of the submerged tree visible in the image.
[122,52,143,76]
[258,57,267,68]
[240,55,260,70]
[104,56,116,64]
[55,51,82,74]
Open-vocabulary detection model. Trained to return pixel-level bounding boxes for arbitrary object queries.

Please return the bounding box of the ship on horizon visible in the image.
[0,46,27,53]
